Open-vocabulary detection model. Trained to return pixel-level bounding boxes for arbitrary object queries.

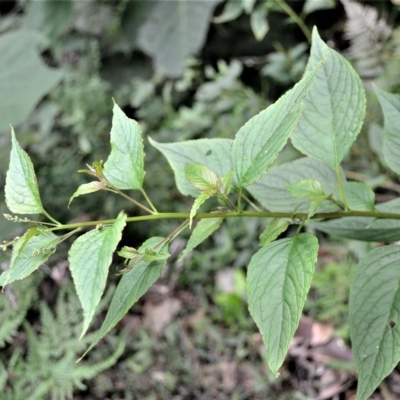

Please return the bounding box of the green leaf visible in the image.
[232,62,320,188]
[349,245,400,400]
[343,182,375,211]
[137,0,219,78]
[0,30,63,133]
[285,179,325,199]
[103,103,145,190]
[5,128,44,215]
[143,248,170,262]
[0,230,59,287]
[189,191,214,228]
[374,87,400,175]
[312,198,400,242]
[303,0,335,14]
[247,157,343,213]
[83,237,169,357]
[291,27,366,169]
[184,164,220,192]
[259,218,289,246]
[149,138,233,197]
[118,246,139,260]
[179,218,224,260]
[68,212,127,338]
[68,182,107,207]
[247,233,318,375]
[250,7,269,41]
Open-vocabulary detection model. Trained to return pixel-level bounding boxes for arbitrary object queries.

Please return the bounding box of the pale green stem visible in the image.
[274,0,312,44]
[107,188,154,214]
[140,189,158,214]
[43,210,61,226]
[237,188,243,212]
[47,209,400,232]
[241,193,262,212]
[336,167,349,210]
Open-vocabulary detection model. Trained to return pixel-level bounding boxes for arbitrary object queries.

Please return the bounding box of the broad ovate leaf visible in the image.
[350,245,400,400]
[179,217,224,260]
[83,237,169,357]
[5,128,44,215]
[232,62,320,188]
[312,198,400,242]
[291,27,366,169]
[68,212,127,338]
[285,179,325,199]
[259,218,289,246]
[0,230,59,287]
[68,182,106,207]
[103,103,145,190]
[184,163,220,192]
[247,233,318,375]
[247,157,343,213]
[374,87,400,175]
[149,137,232,197]
[189,191,213,228]
[343,182,375,211]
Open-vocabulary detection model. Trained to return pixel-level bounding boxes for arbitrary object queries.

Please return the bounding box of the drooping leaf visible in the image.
[189,191,214,228]
[68,182,107,207]
[5,128,44,215]
[291,27,366,169]
[247,233,319,375]
[232,62,320,188]
[343,182,375,211]
[0,30,63,133]
[184,164,220,192]
[118,246,139,260]
[103,103,145,190]
[350,245,400,400]
[149,138,233,197]
[259,218,289,246]
[68,212,127,338]
[0,230,59,287]
[286,179,325,199]
[247,157,343,213]
[374,87,400,175]
[137,0,219,78]
[179,217,224,260]
[312,198,400,242]
[83,237,169,357]
[303,0,335,14]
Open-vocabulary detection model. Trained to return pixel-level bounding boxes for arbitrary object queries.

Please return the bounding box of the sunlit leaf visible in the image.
[259,218,289,246]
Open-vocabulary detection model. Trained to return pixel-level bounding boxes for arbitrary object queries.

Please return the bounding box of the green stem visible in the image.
[141,189,158,214]
[274,0,312,44]
[336,167,349,210]
[47,209,400,232]
[43,210,61,226]
[108,188,154,214]
[237,188,243,212]
[241,193,262,212]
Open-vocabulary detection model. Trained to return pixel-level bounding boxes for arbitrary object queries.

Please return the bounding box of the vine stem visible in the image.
[274,0,312,44]
[43,210,61,226]
[107,188,154,214]
[47,209,400,232]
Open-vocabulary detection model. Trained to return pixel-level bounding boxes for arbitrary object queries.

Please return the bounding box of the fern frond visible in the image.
[342,0,392,79]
